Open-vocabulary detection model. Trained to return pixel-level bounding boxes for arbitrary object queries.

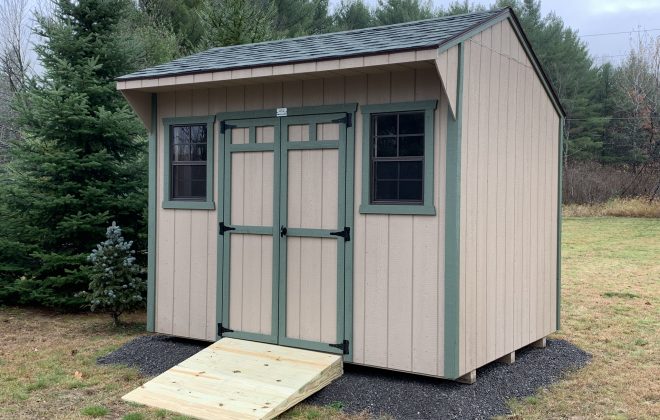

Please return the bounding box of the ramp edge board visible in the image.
[122,338,343,420]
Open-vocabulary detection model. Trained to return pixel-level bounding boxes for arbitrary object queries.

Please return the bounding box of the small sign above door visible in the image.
[276,107,288,117]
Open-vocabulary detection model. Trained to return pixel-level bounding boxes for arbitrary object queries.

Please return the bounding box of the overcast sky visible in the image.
[333,0,660,65]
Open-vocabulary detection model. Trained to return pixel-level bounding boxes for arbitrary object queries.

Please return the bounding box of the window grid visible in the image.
[170,124,208,201]
[370,112,425,205]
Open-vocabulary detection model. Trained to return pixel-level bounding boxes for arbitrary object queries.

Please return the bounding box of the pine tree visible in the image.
[273,0,333,37]
[332,0,374,31]
[200,0,278,48]
[373,0,435,25]
[0,0,147,310]
[80,222,146,326]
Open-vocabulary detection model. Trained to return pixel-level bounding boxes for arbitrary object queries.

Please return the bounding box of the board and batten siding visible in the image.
[458,20,560,376]
[153,67,449,377]
[351,69,448,377]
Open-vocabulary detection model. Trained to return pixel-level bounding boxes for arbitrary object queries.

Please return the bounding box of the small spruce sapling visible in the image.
[81,222,146,325]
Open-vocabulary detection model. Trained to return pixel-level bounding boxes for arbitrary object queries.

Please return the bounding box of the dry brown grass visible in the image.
[563,197,660,218]
[0,309,169,420]
[0,217,658,419]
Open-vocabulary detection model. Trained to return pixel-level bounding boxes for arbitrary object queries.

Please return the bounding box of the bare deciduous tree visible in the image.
[0,0,33,161]
[616,33,660,200]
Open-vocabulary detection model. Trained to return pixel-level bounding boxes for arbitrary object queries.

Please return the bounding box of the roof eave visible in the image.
[437,7,566,118]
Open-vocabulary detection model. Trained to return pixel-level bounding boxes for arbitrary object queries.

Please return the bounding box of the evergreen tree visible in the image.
[332,0,374,31]
[137,0,206,54]
[0,0,147,310]
[200,0,277,48]
[273,0,333,37]
[374,0,435,25]
[80,222,146,326]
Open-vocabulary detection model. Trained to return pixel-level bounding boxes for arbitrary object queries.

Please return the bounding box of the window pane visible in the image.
[173,126,190,145]
[399,136,423,156]
[190,125,207,143]
[375,137,397,157]
[399,112,424,134]
[398,180,423,201]
[374,181,397,201]
[172,144,190,161]
[191,144,207,161]
[172,164,206,199]
[375,161,397,179]
[375,114,397,136]
[399,161,423,179]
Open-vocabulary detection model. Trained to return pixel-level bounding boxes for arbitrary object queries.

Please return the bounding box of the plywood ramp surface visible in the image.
[122,338,343,420]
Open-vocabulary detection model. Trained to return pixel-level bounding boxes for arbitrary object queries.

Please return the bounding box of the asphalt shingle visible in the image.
[117,9,505,81]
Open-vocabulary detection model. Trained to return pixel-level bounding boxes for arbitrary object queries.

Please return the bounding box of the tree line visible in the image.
[0,0,657,311]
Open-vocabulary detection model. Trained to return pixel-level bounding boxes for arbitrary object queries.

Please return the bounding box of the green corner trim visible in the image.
[162,115,216,210]
[359,100,438,215]
[557,116,564,330]
[444,42,464,379]
[146,93,157,332]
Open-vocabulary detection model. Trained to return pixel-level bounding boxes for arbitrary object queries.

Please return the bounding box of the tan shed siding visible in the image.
[351,68,447,377]
[154,67,448,376]
[459,20,560,375]
[155,89,218,341]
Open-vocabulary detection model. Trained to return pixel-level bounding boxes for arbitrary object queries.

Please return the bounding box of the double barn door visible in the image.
[219,110,350,355]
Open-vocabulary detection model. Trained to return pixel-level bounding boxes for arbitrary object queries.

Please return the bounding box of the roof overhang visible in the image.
[118,7,565,121]
[116,48,439,92]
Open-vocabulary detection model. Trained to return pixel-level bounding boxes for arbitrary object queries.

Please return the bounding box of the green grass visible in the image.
[81,406,109,417]
[508,217,660,419]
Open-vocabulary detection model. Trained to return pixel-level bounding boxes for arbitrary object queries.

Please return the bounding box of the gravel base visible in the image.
[98,335,207,376]
[99,336,590,419]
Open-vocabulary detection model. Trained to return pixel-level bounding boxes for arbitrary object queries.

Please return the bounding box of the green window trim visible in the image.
[162,115,216,210]
[359,100,438,215]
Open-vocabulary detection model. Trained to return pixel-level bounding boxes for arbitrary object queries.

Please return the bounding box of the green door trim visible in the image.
[217,104,357,121]
[277,114,349,355]
[215,105,356,361]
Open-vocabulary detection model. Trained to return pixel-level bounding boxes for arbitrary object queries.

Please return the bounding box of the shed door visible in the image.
[219,112,349,355]
[278,115,349,354]
[220,118,279,343]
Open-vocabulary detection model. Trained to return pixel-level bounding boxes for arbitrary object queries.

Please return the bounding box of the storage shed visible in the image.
[117,7,564,383]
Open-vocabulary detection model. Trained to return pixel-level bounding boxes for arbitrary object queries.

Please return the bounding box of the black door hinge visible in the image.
[329,339,350,354]
[332,114,352,128]
[220,121,235,134]
[217,323,234,336]
[330,226,350,242]
[280,225,287,237]
[219,222,236,235]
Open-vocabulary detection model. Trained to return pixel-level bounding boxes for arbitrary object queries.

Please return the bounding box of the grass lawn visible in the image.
[0,217,658,419]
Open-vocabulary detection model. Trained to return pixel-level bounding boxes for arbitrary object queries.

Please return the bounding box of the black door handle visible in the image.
[280,225,287,237]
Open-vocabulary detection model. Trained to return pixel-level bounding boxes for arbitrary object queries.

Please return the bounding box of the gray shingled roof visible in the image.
[118,9,505,81]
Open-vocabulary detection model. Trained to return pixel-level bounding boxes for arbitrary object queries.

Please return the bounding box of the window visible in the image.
[171,124,207,200]
[360,101,437,215]
[163,116,215,210]
[371,112,425,203]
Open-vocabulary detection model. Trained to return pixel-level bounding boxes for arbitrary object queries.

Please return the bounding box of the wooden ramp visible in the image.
[122,338,343,420]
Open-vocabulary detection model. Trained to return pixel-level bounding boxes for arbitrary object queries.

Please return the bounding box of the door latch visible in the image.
[330,226,350,241]
[280,225,288,237]
[219,222,236,235]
